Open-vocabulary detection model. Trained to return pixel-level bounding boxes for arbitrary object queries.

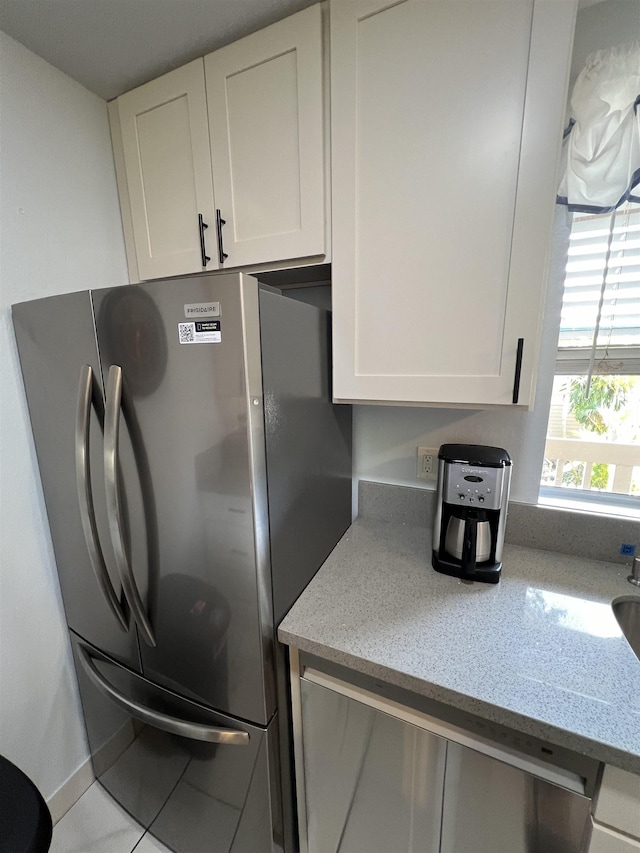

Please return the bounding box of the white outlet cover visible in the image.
[417,447,438,480]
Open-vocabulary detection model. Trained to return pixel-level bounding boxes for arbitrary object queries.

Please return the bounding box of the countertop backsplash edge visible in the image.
[358,480,640,566]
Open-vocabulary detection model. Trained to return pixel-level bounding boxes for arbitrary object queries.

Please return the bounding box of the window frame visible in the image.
[539,203,640,513]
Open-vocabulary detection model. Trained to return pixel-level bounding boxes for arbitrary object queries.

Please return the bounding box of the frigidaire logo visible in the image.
[184,302,220,318]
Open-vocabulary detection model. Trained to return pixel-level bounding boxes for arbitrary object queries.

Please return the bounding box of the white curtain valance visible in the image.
[557,41,640,213]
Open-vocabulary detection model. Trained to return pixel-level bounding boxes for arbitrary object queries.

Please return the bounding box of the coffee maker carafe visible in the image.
[432,444,511,583]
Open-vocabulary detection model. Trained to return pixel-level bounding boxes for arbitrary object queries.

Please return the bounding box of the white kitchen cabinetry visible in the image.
[589,824,640,853]
[116,60,218,281]
[330,0,577,407]
[588,765,640,852]
[112,5,325,282]
[205,4,325,269]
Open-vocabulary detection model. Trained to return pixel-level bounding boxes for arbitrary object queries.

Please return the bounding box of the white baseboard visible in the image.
[46,756,95,825]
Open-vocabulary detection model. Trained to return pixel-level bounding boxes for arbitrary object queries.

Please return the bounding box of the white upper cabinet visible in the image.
[330,0,577,407]
[112,5,326,282]
[116,60,218,281]
[205,5,325,269]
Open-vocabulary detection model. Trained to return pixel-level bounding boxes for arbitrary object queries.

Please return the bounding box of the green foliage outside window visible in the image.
[567,375,630,435]
[558,376,637,492]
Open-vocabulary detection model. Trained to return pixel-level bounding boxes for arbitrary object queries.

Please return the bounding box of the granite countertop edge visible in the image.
[278,517,640,775]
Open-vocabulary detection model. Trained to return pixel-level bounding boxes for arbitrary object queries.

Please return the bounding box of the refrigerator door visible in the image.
[258,288,352,626]
[12,291,140,669]
[70,632,283,853]
[91,275,274,724]
[258,288,352,853]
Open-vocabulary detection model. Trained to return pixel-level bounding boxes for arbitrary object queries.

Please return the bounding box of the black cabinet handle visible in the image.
[216,209,228,266]
[512,338,524,404]
[198,214,210,267]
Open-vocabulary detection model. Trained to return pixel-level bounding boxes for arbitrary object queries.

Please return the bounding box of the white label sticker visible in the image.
[184,302,220,318]
[178,321,221,344]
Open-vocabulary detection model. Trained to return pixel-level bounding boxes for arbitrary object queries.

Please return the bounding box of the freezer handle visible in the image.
[75,365,128,631]
[77,644,250,745]
[104,365,156,648]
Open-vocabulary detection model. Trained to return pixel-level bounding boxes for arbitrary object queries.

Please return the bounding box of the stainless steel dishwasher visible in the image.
[294,666,597,853]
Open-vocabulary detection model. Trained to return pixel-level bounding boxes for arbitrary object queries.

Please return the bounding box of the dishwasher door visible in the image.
[440,742,592,853]
[296,666,595,853]
[299,676,446,853]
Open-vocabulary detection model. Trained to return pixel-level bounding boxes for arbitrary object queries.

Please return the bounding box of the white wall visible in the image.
[570,0,640,88]
[0,32,128,802]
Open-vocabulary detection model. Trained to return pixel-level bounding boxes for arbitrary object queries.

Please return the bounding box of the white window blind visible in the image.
[557,202,640,374]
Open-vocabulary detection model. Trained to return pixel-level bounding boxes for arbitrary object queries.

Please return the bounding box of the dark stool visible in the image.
[0,755,52,853]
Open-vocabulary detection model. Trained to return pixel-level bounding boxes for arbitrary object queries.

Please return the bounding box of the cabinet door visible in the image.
[117,60,218,280]
[330,0,575,406]
[589,823,640,853]
[205,5,325,269]
[299,675,445,853]
[593,765,640,839]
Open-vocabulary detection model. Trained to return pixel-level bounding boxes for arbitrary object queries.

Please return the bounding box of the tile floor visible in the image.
[51,782,172,853]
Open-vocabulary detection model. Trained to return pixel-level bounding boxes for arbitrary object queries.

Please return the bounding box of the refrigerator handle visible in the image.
[75,365,128,631]
[77,644,250,745]
[104,365,156,648]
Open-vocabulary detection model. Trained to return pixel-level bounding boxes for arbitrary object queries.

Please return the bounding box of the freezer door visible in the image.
[91,275,274,724]
[70,633,283,853]
[12,291,140,669]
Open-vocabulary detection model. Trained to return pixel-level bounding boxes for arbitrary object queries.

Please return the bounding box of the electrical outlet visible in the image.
[417,447,438,480]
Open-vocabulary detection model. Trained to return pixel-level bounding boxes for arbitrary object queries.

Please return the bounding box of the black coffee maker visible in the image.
[432,444,512,583]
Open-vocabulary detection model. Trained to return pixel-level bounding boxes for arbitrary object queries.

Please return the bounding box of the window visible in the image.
[541,202,640,506]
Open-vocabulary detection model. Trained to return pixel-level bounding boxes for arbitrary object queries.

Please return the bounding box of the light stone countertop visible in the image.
[278,517,640,774]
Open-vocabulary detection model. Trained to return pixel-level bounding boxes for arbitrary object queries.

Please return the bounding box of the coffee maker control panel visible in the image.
[443,462,505,511]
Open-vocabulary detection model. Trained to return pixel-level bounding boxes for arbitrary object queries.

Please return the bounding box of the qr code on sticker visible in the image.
[178,322,195,344]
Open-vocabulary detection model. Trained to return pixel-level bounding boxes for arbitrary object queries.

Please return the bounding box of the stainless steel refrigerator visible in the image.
[12,273,352,853]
